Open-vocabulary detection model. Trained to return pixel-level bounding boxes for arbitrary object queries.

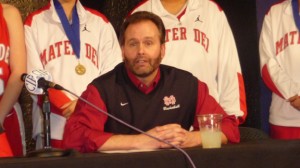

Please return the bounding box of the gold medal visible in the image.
[75,63,86,75]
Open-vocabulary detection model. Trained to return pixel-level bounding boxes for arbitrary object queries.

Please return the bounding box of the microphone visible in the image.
[21,69,64,94]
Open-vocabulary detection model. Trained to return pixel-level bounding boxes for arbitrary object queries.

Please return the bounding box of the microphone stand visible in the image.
[42,90,51,149]
[27,88,74,157]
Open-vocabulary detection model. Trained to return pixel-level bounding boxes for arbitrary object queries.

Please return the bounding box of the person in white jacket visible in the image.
[130,0,247,124]
[260,0,300,139]
[24,0,122,149]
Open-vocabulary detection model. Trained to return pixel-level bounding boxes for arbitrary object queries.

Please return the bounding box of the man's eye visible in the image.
[145,41,153,46]
[129,42,137,47]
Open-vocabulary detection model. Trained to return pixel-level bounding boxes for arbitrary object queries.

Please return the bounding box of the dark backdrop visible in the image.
[80,0,263,130]
[81,0,141,36]
[256,0,279,134]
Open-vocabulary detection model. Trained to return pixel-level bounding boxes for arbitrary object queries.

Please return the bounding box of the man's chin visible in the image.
[132,68,152,77]
[134,71,151,78]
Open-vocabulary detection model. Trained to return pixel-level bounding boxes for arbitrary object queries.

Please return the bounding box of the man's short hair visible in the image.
[119,11,166,46]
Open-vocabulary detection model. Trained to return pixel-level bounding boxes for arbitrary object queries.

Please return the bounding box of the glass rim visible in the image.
[196,114,223,118]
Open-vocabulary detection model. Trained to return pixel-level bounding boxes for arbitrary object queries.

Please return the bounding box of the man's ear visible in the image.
[161,43,166,59]
[121,46,125,60]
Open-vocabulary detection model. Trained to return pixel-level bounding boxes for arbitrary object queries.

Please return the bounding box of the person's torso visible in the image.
[267,0,300,126]
[92,63,198,134]
[25,1,118,96]
[268,0,300,82]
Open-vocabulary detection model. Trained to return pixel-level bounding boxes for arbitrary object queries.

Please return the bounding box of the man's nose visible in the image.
[137,44,145,55]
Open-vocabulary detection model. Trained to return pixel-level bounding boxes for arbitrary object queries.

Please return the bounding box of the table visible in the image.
[1,139,300,168]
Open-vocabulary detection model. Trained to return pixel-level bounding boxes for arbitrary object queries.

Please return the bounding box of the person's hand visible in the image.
[133,126,169,149]
[155,124,201,148]
[98,124,201,151]
[288,95,300,111]
[133,124,184,149]
[134,124,201,149]
[61,99,78,119]
[155,124,188,148]
[178,131,201,148]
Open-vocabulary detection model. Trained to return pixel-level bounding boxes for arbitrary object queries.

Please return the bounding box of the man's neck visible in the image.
[58,0,76,20]
[136,69,159,87]
[160,0,187,15]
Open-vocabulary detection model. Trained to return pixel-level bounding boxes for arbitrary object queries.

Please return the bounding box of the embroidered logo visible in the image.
[163,95,180,111]
[120,102,128,106]
[82,24,90,32]
[195,15,202,22]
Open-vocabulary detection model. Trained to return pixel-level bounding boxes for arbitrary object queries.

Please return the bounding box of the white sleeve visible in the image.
[98,22,122,75]
[217,11,247,121]
[25,20,44,73]
[259,12,300,99]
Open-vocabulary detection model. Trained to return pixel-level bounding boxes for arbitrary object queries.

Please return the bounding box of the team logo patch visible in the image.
[163,95,180,111]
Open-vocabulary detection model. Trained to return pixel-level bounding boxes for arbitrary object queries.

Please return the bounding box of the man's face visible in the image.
[122,20,165,78]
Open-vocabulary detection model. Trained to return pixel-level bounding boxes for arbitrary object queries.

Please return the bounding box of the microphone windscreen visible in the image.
[23,70,53,95]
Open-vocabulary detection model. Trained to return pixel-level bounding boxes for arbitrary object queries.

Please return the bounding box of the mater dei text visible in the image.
[39,40,99,68]
[276,30,300,55]
[165,27,209,52]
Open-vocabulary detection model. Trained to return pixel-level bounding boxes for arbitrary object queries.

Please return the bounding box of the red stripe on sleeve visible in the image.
[238,73,247,124]
[261,65,284,98]
[48,88,71,109]
[37,89,71,116]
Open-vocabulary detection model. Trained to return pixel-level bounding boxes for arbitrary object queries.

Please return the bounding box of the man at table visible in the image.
[63,11,240,152]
